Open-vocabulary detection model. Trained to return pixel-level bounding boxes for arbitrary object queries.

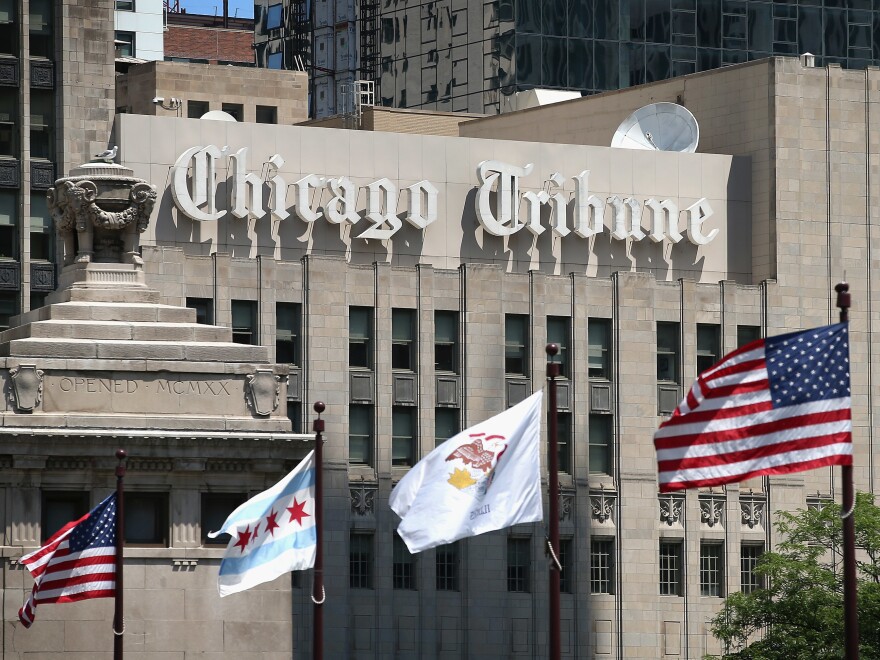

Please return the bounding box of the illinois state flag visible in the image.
[390,390,543,553]
[655,322,852,492]
[209,451,315,596]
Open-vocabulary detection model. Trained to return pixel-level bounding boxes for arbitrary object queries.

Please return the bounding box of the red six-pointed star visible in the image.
[264,509,280,537]
[250,522,260,544]
[234,525,252,553]
[286,498,310,526]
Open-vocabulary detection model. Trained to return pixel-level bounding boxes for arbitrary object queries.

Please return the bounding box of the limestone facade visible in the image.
[2,55,879,659]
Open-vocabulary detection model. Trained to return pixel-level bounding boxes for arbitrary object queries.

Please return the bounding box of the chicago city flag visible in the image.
[390,390,544,553]
[655,322,852,492]
[209,451,316,596]
[19,493,117,628]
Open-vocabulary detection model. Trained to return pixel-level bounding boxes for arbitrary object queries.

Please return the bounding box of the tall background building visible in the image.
[255,0,880,118]
[0,0,115,327]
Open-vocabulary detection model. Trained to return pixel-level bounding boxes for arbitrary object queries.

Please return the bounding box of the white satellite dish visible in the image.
[199,110,237,122]
[611,102,699,153]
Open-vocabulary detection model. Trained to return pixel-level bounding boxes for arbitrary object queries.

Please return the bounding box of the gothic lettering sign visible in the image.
[169,146,719,246]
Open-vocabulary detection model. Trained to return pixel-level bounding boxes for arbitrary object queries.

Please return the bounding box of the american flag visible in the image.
[18,493,117,628]
[655,323,852,492]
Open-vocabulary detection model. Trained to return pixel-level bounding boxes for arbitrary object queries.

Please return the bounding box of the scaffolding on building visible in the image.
[338,79,375,128]
[359,0,379,87]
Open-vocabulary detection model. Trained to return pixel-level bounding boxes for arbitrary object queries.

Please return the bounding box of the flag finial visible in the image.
[835,281,850,322]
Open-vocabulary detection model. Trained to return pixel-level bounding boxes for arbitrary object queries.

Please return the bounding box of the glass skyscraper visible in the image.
[255,0,880,117]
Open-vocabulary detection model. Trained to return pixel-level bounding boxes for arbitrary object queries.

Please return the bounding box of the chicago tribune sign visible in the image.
[170,146,719,245]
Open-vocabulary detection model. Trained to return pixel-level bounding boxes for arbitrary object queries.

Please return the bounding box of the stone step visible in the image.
[3,320,232,343]
[20,302,197,325]
[1,338,270,362]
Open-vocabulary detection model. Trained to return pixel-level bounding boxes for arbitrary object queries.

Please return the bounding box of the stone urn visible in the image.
[47,160,157,268]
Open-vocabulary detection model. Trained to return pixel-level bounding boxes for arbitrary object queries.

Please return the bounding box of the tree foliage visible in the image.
[708,492,880,659]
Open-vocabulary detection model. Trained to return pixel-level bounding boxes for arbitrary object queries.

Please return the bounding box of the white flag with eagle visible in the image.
[390,391,544,553]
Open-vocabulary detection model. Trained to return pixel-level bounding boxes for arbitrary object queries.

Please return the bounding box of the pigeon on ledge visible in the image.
[93,146,118,163]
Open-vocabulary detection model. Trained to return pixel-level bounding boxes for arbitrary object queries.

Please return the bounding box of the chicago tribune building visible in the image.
[2,54,880,659]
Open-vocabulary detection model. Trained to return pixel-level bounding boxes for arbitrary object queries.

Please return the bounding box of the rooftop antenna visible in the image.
[611,102,700,153]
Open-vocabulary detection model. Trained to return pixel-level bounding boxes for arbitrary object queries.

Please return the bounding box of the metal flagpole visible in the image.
[545,344,561,660]
[113,449,127,660]
[836,282,859,659]
[312,402,326,660]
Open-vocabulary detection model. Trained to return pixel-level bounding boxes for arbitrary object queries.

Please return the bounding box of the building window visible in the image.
[29,0,53,58]
[42,491,89,541]
[186,297,213,325]
[392,407,416,467]
[221,103,243,122]
[657,322,680,383]
[0,192,18,260]
[558,412,572,473]
[201,493,246,545]
[436,541,459,591]
[125,493,168,547]
[29,191,53,261]
[559,538,573,593]
[697,324,721,374]
[393,533,416,590]
[349,404,373,465]
[505,314,529,376]
[434,310,458,373]
[256,105,278,124]
[187,100,209,119]
[0,93,18,156]
[266,3,283,29]
[349,306,372,369]
[588,318,611,379]
[349,532,373,589]
[659,541,683,596]
[589,414,612,474]
[114,31,135,59]
[590,537,614,594]
[276,302,301,365]
[507,537,530,592]
[700,541,724,597]
[30,90,54,161]
[547,316,571,378]
[0,0,18,55]
[435,407,459,446]
[287,400,301,433]
[741,543,764,593]
[737,324,761,348]
[0,292,18,330]
[231,300,257,345]
[391,308,416,371]
[116,0,134,10]
[267,51,283,69]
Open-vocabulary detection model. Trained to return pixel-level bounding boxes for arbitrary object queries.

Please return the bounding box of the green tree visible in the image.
[708,492,880,659]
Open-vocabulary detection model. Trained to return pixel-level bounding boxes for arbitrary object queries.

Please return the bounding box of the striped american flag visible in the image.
[655,323,852,492]
[18,493,117,628]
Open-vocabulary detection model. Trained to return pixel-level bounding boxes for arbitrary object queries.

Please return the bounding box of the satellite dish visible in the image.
[199,110,237,122]
[611,102,699,153]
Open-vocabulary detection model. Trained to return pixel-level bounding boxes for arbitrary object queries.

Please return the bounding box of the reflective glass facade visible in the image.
[256,0,880,116]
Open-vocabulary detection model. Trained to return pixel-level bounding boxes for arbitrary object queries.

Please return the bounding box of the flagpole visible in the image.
[311,402,325,660]
[545,344,561,660]
[113,449,126,660]
[836,282,859,660]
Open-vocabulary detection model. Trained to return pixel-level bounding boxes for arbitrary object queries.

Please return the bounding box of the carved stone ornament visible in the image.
[659,494,684,526]
[559,491,574,522]
[47,161,157,267]
[700,494,725,528]
[245,369,281,416]
[590,487,615,525]
[9,365,44,412]
[740,496,766,530]
[350,484,376,517]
